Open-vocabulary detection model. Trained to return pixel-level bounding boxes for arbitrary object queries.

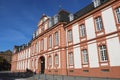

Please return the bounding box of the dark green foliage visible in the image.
[0,56,11,71]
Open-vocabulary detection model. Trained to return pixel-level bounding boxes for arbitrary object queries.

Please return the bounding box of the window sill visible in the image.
[69,64,74,66]
[68,40,73,43]
[82,63,89,65]
[96,29,104,34]
[48,47,52,49]
[55,64,59,67]
[48,65,52,68]
[40,50,44,51]
[80,36,86,39]
[54,45,59,48]
[99,60,108,63]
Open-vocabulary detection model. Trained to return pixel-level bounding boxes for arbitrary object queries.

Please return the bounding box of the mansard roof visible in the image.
[74,0,109,19]
[14,42,31,53]
[74,3,94,19]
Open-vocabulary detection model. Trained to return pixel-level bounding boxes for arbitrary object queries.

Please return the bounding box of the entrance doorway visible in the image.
[40,56,45,74]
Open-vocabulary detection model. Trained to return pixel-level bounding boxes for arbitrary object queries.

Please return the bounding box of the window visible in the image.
[32,32,35,39]
[54,31,59,46]
[99,45,108,62]
[54,15,58,24]
[36,30,38,36]
[95,16,103,31]
[55,54,59,65]
[81,49,88,64]
[36,42,39,53]
[32,60,34,69]
[41,25,44,32]
[68,30,73,42]
[80,24,86,37]
[48,56,52,66]
[49,35,52,48]
[69,52,74,65]
[48,18,52,28]
[33,44,36,53]
[69,14,74,21]
[93,0,101,7]
[41,39,44,50]
[115,7,120,23]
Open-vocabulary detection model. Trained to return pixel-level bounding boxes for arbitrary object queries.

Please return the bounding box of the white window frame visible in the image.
[95,16,103,31]
[68,29,73,42]
[69,52,74,65]
[54,15,58,24]
[80,24,86,37]
[48,56,52,66]
[93,0,101,7]
[55,54,59,65]
[81,49,88,64]
[48,18,52,28]
[36,42,39,53]
[69,14,74,21]
[41,25,44,32]
[115,7,120,23]
[54,31,59,46]
[41,39,44,50]
[36,30,38,36]
[33,32,35,39]
[49,35,52,48]
[99,45,108,62]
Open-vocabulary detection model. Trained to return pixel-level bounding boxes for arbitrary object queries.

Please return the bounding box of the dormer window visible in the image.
[48,18,54,28]
[36,30,38,37]
[22,45,24,49]
[41,25,44,32]
[69,14,74,21]
[33,32,36,39]
[42,18,45,22]
[93,0,101,8]
[48,18,52,28]
[54,15,58,24]
[18,47,21,52]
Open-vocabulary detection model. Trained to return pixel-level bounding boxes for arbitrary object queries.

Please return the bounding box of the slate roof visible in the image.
[74,0,109,19]
[74,3,94,19]
[14,42,31,53]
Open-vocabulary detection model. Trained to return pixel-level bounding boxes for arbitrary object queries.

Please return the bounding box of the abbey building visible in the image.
[11,0,120,78]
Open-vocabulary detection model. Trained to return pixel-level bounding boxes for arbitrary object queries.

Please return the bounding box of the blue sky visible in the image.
[0,0,91,51]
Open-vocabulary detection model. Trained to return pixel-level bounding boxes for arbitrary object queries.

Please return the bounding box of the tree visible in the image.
[0,56,11,71]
